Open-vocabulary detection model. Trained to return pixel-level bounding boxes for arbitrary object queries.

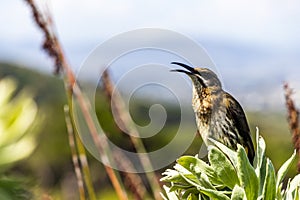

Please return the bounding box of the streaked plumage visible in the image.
[171,62,255,163]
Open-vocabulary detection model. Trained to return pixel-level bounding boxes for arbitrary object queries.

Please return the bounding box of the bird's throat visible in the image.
[192,86,212,115]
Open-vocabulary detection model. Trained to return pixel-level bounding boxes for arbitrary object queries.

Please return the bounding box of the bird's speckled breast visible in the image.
[192,86,213,145]
[192,87,212,115]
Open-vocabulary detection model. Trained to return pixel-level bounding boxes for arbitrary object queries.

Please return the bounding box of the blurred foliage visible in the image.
[0,177,32,200]
[161,132,299,199]
[0,76,39,199]
[0,77,38,167]
[0,62,298,199]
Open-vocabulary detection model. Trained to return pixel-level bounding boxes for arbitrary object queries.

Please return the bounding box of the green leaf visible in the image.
[179,172,201,188]
[209,147,239,189]
[174,163,193,175]
[276,150,296,190]
[198,172,215,190]
[179,172,202,188]
[178,171,215,192]
[262,159,276,200]
[199,193,209,200]
[254,128,266,173]
[161,168,189,186]
[177,156,213,175]
[289,174,300,194]
[253,128,268,196]
[231,185,246,200]
[0,96,37,146]
[182,188,199,199]
[177,156,222,185]
[208,138,238,168]
[258,156,267,196]
[161,185,179,200]
[0,136,36,166]
[187,193,198,200]
[293,186,299,200]
[198,186,231,200]
[237,145,259,200]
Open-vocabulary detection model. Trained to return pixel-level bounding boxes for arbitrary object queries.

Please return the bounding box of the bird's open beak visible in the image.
[170,62,198,75]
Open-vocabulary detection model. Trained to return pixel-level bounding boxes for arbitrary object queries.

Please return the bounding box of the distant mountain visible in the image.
[2,35,300,112]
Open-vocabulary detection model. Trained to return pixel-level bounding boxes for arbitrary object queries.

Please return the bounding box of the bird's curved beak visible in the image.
[170,62,198,75]
[171,62,207,88]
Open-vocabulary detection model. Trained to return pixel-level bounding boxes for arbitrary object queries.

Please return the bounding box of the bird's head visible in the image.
[171,62,222,92]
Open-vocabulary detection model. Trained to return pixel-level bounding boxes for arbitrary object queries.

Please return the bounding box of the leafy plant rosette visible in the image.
[161,129,300,200]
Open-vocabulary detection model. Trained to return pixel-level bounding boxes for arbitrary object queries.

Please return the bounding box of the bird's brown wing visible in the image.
[224,92,255,163]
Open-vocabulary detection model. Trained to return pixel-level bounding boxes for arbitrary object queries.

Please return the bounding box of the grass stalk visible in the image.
[24,0,128,199]
[102,71,161,199]
[64,105,86,200]
[65,105,97,200]
[74,128,97,200]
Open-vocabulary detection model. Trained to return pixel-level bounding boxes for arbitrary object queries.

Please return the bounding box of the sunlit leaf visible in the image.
[289,174,300,195]
[209,147,239,189]
[208,138,238,168]
[237,145,258,200]
[276,150,296,191]
[161,185,179,200]
[231,185,245,200]
[177,156,222,185]
[254,128,266,174]
[262,159,276,200]
[197,186,230,200]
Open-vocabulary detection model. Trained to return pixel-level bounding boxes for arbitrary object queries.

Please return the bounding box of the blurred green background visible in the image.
[0,62,296,199]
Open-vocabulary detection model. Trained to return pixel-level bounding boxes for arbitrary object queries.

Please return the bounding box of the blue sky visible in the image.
[1,0,300,110]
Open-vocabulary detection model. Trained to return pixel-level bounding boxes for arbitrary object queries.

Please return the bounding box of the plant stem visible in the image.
[24,1,129,199]
[64,105,86,200]
[102,71,161,199]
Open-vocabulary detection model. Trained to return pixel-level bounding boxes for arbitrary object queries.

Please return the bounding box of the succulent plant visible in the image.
[161,129,299,200]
